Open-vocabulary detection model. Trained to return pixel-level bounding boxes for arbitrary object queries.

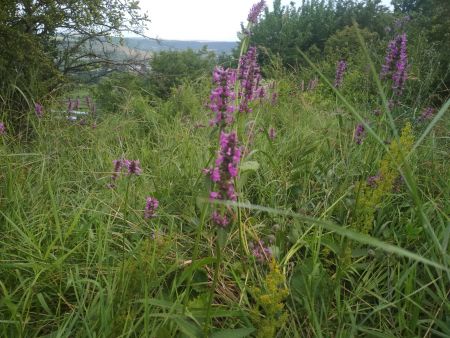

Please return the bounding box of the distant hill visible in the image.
[124,38,237,54]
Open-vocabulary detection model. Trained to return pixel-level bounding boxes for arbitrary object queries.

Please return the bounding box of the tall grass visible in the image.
[1,18,449,338]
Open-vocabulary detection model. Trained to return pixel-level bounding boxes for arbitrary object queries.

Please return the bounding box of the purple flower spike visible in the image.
[334,60,347,88]
[268,127,276,140]
[251,240,272,262]
[238,47,263,113]
[380,33,408,96]
[418,107,435,122]
[0,122,6,135]
[35,103,44,118]
[67,98,73,112]
[144,197,159,219]
[248,1,266,24]
[111,159,124,181]
[392,33,408,95]
[211,211,230,227]
[209,67,237,127]
[271,92,278,105]
[207,131,242,227]
[367,173,382,188]
[354,123,366,145]
[125,160,142,176]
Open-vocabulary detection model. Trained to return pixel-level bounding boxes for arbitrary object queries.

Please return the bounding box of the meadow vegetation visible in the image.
[1,1,449,337]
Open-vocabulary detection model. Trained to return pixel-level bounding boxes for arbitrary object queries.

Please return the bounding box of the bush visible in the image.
[146,47,216,99]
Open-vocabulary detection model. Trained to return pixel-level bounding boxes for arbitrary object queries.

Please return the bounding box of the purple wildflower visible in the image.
[211,211,230,227]
[207,131,242,227]
[144,197,159,218]
[268,127,276,140]
[111,159,124,181]
[354,123,366,145]
[209,67,237,127]
[373,108,382,116]
[124,160,142,176]
[381,39,397,79]
[381,33,408,95]
[238,47,263,113]
[251,240,272,263]
[334,60,347,88]
[0,122,5,135]
[247,1,266,24]
[67,98,73,112]
[367,173,382,188]
[209,191,220,200]
[392,33,408,95]
[109,158,141,187]
[418,107,435,122]
[35,103,43,118]
[271,92,278,105]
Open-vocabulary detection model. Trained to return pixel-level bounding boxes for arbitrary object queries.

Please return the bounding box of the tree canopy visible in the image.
[0,0,149,125]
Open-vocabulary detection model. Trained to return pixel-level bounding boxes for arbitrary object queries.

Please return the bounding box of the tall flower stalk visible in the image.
[207,131,241,227]
[200,2,267,334]
[334,60,347,88]
[238,46,263,113]
[109,157,142,283]
[209,67,237,128]
[380,33,408,96]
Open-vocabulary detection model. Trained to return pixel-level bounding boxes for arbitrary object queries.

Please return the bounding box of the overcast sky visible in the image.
[139,0,392,41]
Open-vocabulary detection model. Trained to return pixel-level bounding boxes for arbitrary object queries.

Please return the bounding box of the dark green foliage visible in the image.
[248,0,390,68]
[393,0,450,100]
[0,0,149,130]
[95,72,145,113]
[0,25,60,128]
[324,25,380,61]
[146,47,216,99]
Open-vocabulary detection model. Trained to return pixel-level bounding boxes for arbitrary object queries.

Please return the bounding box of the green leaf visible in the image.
[174,318,202,338]
[240,161,260,172]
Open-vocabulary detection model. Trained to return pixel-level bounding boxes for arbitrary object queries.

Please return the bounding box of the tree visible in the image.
[247,0,390,68]
[0,0,149,128]
[146,47,216,99]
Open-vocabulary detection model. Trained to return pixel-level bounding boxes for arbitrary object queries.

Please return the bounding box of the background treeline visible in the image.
[247,0,449,99]
[1,0,449,126]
